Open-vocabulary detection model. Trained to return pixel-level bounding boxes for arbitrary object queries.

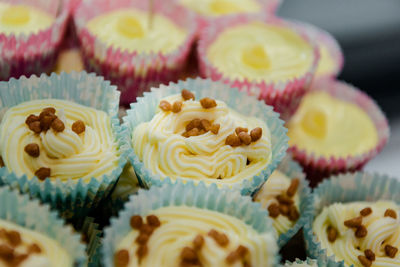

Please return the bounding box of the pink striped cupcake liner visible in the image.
[197,14,320,120]
[288,79,390,187]
[74,0,197,105]
[0,0,69,80]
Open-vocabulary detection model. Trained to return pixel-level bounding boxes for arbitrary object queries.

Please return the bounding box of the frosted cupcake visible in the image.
[198,14,319,119]
[287,79,389,186]
[0,186,86,266]
[74,0,197,105]
[0,72,127,222]
[122,78,288,195]
[0,1,69,80]
[102,182,279,266]
[304,172,400,267]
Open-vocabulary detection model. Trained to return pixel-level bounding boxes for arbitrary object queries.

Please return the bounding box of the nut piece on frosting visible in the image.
[72,120,85,135]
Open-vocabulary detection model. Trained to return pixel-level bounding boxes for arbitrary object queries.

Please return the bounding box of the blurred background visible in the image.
[278,0,400,176]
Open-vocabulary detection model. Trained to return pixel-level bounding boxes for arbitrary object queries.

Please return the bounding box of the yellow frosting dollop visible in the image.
[0,219,72,267]
[206,22,314,83]
[0,99,119,183]
[0,3,54,35]
[254,170,300,235]
[313,201,400,267]
[179,0,261,17]
[287,91,378,158]
[315,44,337,76]
[86,8,186,53]
[116,206,277,266]
[132,93,272,186]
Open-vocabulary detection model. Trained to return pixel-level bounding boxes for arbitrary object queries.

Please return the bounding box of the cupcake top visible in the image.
[315,44,336,77]
[132,89,272,186]
[254,170,300,235]
[313,201,400,267]
[206,21,314,83]
[86,8,187,53]
[179,0,261,17]
[0,99,119,182]
[287,91,378,158]
[0,3,54,36]
[0,219,72,267]
[113,205,276,266]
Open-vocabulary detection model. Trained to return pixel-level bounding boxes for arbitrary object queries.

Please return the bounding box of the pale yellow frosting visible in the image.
[254,170,300,235]
[313,201,400,267]
[0,3,54,35]
[132,93,272,186]
[179,0,261,17]
[0,219,72,267]
[87,8,186,53]
[316,44,337,76]
[0,99,119,182]
[287,91,378,158]
[206,22,314,83]
[116,206,277,267]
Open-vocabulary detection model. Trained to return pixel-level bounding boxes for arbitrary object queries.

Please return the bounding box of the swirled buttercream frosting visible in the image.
[87,8,186,54]
[0,99,119,182]
[313,201,400,267]
[206,21,314,83]
[114,206,277,267]
[0,219,72,267]
[179,0,261,17]
[132,91,272,185]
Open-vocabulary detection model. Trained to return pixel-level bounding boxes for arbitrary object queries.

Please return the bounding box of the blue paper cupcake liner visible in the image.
[256,155,313,248]
[80,217,103,267]
[0,71,128,223]
[0,186,87,266]
[303,172,400,266]
[101,181,280,266]
[122,78,288,195]
[284,257,341,267]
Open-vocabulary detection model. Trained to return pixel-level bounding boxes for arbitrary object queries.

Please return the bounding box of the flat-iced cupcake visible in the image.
[123,78,288,195]
[102,182,279,266]
[74,0,197,104]
[198,14,319,119]
[287,79,389,186]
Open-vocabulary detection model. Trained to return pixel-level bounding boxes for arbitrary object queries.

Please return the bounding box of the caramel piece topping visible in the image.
[40,114,57,131]
[276,195,294,205]
[51,118,65,132]
[28,243,42,254]
[24,143,40,158]
[364,249,375,261]
[358,255,372,267]
[267,203,280,218]
[238,132,251,145]
[0,244,13,257]
[208,229,229,247]
[193,235,204,250]
[159,100,172,111]
[200,119,211,132]
[200,97,217,109]
[130,215,143,229]
[140,224,154,235]
[181,89,195,101]
[286,178,300,197]
[288,205,300,221]
[235,127,248,135]
[11,254,28,266]
[360,207,372,217]
[6,230,21,247]
[250,127,262,142]
[225,134,241,147]
[172,101,183,113]
[327,226,337,242]
[182,128,200,138]
[226,245,249,264]
[186,119,201,132]
[25,114,39,125]
[41,107,56,116]
[146,215,161,228]
[115,249,129,267]
[135,233,149,245]
[384,209,397,219]
[72,120,86,135]
[385,245,398,258]
[180,247,197,261]
[209,124,219,135]
[136,245,148,260]
[35,167,51,181]
[344,216,362,228]
[28,121,41,134]
[279,204,289,216]
[355,225,368,238]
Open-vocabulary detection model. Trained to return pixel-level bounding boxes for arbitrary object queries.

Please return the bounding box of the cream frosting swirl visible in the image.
[0,219,72,267]
[116,206,277,267]
[0,99,119,182]
[254,170,300,235]
[179,0,261,17]
[313,201,400,267]
[132,93,272,186]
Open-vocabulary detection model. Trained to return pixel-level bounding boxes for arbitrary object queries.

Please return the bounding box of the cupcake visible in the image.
[304,172,400,267]
[102,182,279,266]
[122,78,288,195]
[74,0,197,105]
[198,14,319,120]
[286,79,389,186]
[0,1,69,80]
[0,72,127,223]
[0,186,86,266]
[253,155,313,247]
